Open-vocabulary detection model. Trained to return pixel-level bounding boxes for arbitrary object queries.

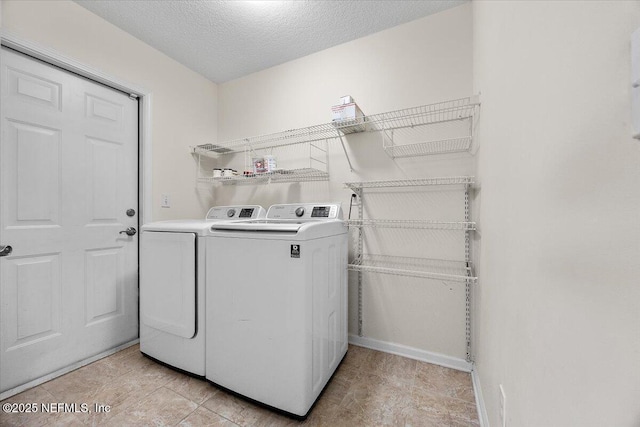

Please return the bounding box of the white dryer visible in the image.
[140,205,265,376]
[205,203,348,418]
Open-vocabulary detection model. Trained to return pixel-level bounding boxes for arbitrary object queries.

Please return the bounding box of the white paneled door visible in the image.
[0,48,139,393]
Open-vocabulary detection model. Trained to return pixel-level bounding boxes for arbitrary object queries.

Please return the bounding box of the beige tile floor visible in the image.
[0,344,479,426]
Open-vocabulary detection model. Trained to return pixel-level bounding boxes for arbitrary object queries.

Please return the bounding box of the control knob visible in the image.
[295,207,305,217]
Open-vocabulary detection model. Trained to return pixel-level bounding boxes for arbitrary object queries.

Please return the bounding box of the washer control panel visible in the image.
[267,203,342,220]
[206,205,266,221]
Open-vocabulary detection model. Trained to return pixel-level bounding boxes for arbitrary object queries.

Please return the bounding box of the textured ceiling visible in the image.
[74,0,467,83]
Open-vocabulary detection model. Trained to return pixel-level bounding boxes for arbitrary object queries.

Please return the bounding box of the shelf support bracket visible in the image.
[350,186,364,337]
[381,127,395,159]
[336,132,355,172]
[464,183,473,363]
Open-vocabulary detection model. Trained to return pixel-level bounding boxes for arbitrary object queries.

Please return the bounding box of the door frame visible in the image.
[0,30,151,399]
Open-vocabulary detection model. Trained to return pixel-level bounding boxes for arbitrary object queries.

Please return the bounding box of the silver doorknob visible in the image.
[0,245,12,257]
[119,227,137,237]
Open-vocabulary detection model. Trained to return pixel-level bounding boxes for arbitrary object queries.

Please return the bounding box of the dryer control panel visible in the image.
[206,205,266,221]
[266,203,342,220]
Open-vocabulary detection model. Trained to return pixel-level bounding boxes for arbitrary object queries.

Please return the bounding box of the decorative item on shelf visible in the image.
[253,157,266,174]
[213,168,222,178]
[222,169,237,177]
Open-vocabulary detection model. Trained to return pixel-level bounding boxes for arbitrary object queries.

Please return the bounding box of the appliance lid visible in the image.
[142,205,266,233]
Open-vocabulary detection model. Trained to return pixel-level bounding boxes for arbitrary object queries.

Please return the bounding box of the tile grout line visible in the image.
[172,404,199,427]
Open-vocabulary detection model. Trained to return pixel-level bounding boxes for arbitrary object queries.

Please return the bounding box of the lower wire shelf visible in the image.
[348,254,477,283]
[197,168,329,185]
[345,218,476,231]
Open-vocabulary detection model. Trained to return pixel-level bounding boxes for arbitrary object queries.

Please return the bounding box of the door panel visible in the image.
[86,93,123,126]
[8,66,62,111]
[87,137,121,222]
[0,48,139,393]
[85,248,123,325]
[8,254,61,347]
[5,120,60,226]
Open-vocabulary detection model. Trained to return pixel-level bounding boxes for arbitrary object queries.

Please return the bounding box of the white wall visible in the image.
[214,4,474,360]
[1,0,218,221]
[473,1,640,426]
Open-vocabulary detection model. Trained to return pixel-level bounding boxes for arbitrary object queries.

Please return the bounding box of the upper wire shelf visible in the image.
[366,96,479,130]
[191,95,479,159]
[345,176,475,190]
[383,137,472,157]
[192,122,352,157]
[348,254,477,283]
[375,96,480,158]
[345,219,476,231]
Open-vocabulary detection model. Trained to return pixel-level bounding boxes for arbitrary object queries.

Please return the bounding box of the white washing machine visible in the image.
[140,205,265,376]
[205,203,348,418]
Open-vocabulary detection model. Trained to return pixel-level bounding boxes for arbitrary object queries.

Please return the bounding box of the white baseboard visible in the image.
[0,339,139,401]
[348,334,473,372]
[471,367,490,427]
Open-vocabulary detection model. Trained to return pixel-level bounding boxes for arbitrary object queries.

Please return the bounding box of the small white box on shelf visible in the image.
[339,95,353,105]
[331,103,363,122]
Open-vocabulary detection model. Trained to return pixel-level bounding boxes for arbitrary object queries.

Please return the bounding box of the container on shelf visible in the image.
[253,158,266,174]
[340,95,353,105]
[331,103,364,125]
[264,155,277,172]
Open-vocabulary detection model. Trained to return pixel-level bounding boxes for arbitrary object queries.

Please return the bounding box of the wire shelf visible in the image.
[191,123,345,156]
[345,218,476,231]
[344,176,474,190]
[198,168,329,185]
[191,143,235,158]
[367,96,479,130]
[348,254,477,283]
[375,96,479,158]
[384,137,472,158]
[333,119,366,134]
